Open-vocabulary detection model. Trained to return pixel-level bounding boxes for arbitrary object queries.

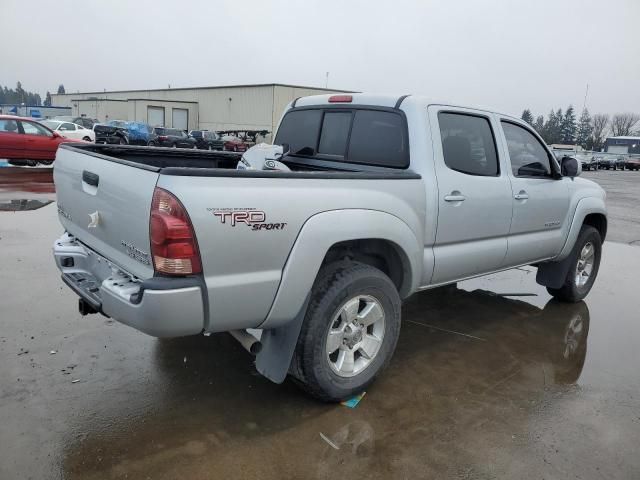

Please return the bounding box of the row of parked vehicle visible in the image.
[551,149,640,172]
[579,153,640,171]
[62,117,251,152]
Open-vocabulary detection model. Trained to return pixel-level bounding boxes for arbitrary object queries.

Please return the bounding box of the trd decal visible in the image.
[208,208,286,231]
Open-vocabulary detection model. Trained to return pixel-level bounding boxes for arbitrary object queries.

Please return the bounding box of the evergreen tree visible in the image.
[521,109,534,125]
[57,84,66,94]
[44,91,52,106]
[542,109,562,144]
[560,105,577,144]
[533,115,544,134]
[575,108,593,148]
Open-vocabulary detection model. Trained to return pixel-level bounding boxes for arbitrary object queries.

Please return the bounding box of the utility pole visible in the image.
[581,83,589,115]
[325,72,329,89]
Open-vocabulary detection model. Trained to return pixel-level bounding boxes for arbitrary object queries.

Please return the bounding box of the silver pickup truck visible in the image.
[53,93,607,401]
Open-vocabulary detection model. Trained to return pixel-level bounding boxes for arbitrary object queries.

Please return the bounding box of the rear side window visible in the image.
[348,110,407,167]
[438,112,498,176]
[275,108,408,168]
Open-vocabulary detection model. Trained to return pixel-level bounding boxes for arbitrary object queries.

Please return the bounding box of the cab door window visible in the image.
[501,121,553,177]
[20,121,52,136]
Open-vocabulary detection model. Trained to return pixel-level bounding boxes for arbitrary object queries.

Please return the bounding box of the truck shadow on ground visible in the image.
[62,287,590,479]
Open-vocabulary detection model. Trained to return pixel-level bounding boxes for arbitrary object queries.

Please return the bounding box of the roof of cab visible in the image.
[293,93,521,122]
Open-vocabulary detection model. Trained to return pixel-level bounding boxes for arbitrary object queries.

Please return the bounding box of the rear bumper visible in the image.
[95,136,123,145]
[53,232,204,337]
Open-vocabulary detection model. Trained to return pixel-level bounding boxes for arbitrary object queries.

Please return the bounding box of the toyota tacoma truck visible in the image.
[52,93,607,401]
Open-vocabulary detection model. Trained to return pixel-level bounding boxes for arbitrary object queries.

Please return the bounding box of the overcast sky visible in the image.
[2,0,638,117]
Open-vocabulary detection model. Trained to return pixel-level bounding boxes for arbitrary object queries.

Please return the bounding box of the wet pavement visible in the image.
[1,169,640,479]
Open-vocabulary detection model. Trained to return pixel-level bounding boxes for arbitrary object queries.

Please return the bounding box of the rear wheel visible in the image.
[547,226,601,303]
[148,141,156,147]
[82,136,92,142]
[118,137,127,145]
[289,261,401,402]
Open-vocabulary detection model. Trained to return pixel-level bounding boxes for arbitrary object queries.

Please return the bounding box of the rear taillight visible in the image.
[150,187,201,275]
[158,135,168,141]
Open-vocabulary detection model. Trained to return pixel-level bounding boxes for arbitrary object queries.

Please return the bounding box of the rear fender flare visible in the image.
[259,209,422,330]
[255,209,421,384]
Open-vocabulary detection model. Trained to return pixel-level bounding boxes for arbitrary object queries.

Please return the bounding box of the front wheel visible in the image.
[289,261,401,402]
[547,225,602,302]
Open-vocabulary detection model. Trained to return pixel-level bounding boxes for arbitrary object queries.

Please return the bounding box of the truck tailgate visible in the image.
[53,146,158,279]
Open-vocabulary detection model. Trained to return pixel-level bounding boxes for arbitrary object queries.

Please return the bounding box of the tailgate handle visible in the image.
[82,170,99,187]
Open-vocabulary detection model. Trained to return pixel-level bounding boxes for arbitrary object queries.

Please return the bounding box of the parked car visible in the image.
[94,121,157,146]
[52,93,607,402]
[220,134,247,152]
[189,130,224,150]
[596,154,625,170]
[52,116,98,129]
[0,115,84,166]
[40,120,95,142]
[153,127,197,148]
[576,153,597,171]
[625,155,640,171]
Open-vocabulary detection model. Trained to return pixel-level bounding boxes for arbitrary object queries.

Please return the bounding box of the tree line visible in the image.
[521,106,640,151]
[0,82,66,107]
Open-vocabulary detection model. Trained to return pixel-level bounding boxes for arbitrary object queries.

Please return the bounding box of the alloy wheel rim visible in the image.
[326,295,385,378]
[575,242,595,287]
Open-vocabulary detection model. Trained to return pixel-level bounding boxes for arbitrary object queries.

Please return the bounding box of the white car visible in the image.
[40,120,95,142]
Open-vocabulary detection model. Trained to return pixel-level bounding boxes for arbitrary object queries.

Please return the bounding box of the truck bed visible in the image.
[66,144,421,179]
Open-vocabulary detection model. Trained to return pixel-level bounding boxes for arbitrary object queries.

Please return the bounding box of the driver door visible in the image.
[498,120,570,266]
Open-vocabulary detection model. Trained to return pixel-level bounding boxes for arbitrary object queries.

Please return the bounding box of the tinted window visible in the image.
[438,113,498,176]
[154,127,165,135]
[501,121,552,177]
[275,109,322,155]
[60,122,75,131]
[318,112,351,156]
[348,110,407,167]
[191,130,203,138]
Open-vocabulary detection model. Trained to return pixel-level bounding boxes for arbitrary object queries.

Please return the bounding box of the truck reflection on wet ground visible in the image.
[60,288,596,479]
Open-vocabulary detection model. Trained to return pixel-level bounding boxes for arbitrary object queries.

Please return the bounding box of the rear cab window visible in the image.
[275,107,409,168]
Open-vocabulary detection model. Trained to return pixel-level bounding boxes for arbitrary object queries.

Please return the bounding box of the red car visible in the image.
[0,115,84,166]
[220,135,248,153]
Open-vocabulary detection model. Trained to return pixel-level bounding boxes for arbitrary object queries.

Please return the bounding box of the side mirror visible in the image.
[561,156,581,177]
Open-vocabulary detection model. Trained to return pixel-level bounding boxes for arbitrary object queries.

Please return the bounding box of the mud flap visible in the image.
[536,255,574,289]
[255,294,311,383]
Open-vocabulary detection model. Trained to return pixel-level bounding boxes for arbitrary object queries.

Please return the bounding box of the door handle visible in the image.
[514,191,529,200]
[444,192,466,202]
[82,170,99,187]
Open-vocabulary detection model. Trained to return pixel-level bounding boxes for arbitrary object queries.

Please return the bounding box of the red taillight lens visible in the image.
[328,95,353,103]
[150,187,202,275]
[158,135,168,141]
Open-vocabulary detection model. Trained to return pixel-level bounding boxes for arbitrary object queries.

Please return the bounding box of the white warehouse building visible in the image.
[51,83,350,135]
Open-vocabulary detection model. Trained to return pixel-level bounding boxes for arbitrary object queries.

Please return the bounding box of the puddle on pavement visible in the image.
[0,199,53,211]
[2,199,639,480]
[0,166,55,199]
[57,261,640,479]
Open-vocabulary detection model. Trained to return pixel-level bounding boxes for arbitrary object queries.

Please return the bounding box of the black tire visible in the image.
[172,143,177,148]
[546,225,602,302]
[118,137,127,145]
[289,261,401,402]
[148,141,156,147]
